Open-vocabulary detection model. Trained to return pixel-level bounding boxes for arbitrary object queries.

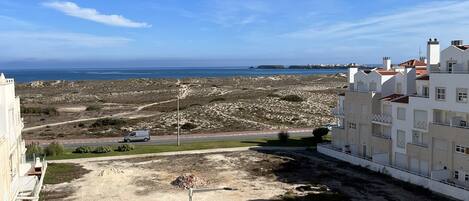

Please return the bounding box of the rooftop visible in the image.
[416,74,429,80]
[399,59,426,67]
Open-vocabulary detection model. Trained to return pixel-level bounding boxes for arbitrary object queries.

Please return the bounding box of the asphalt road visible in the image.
[56,129,313,148]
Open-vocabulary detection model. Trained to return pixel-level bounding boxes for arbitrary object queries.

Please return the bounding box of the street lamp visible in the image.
[188,187,237,201]
[177,79,181,146]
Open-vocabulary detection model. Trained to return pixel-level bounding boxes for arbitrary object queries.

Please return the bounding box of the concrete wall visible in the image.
[318,144,469,201]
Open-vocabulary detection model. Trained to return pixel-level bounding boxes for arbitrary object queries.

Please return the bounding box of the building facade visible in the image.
[330,38,469,190]
[0,73,45,201]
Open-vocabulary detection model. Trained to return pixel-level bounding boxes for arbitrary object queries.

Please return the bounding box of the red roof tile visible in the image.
[391,96,409,104]
[416,74,429,80]
[381,94,404,101]
[376,71,399,75]
[456,45,469,50]
[399,59,426,67]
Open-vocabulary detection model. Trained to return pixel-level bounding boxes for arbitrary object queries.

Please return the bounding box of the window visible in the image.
[456,145,465,154]
[455,171,459,179]
[422,86,429,97]
[466,174,468,182]
[414,110,428,129]
[348,122,356,129]
[397,107,406,120]
[448,61,456,73]
[397,130,406,148]
[396,83,402,94]
[412,131,420,144]
[457,88,468,103]
[369,82,377,91]
[436,87,446,101]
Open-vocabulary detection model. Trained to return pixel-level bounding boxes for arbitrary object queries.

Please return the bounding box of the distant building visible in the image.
[0,73,45,201]
[322,38,469,200]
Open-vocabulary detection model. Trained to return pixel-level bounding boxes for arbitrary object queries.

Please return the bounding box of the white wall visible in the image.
[318,144,469,201]
[429,73,469,114]
[440,46,469,72]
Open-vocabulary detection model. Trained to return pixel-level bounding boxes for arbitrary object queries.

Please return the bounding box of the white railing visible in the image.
[431,70,469,74]
[409,142,429,148]
[331,107,344,117]
[433,121,469,130]
[318,143,469,193]
[414,120,428,130]
[372,114,392,124]
[372,133,391,139]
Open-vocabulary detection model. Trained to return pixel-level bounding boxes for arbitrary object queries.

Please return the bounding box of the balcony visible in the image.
[431,70,469,74]
[372,114,392,125]
[414,120,428,130]
[331,107,345,117]
[432,121,469,130]
[372,133,391,139]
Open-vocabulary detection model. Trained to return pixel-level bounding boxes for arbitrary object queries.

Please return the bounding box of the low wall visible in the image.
[318,144,469,201]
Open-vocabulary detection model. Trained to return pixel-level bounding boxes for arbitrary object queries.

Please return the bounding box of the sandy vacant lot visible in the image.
[42,150,454,201]
[19,75,346,140]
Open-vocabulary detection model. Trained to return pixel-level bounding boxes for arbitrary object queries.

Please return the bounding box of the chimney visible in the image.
[419,56,427,64]
[427,38,440,72]
[383,57,391,70]
[451,40,463,46]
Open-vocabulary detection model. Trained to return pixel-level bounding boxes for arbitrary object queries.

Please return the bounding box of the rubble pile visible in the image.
[171,173,207,189]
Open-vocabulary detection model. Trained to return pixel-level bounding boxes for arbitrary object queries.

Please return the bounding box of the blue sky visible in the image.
[1,0,469,67]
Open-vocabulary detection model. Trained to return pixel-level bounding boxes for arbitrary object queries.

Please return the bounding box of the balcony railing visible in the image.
[372,133,391,139]
[409,142,428,148]
[432,121,469,130]
[372,114,392,124]
[414,120,428,130]
[431,70,469,74]
[331,107,345,117]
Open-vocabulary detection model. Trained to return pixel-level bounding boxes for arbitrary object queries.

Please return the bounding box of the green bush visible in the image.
[278,131,290,143]
[93,146,113,154]
[116,144,135,152]
[281,95,304,102]
[209,97,226,103]
[313,127,329,141]
[91,118,126,128]
[74,146,93,153]
[181,122,198,130]
[45,141,65,156]
[86,105,102,111]
[21,107,58,116]
[26,142,43,159]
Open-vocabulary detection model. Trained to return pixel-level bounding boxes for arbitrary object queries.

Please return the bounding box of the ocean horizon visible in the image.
[0,67,346,83]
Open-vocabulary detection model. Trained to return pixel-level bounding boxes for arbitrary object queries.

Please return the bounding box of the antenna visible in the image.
[418,46,422,58]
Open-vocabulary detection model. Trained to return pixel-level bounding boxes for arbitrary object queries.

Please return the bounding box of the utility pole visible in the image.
[177,79,181,146]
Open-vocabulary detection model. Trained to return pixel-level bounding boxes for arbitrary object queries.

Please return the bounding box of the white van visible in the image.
[123,130,150,142]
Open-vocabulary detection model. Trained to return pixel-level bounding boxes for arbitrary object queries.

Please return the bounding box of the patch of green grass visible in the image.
[47,137,318,160]
[44,163,90,184]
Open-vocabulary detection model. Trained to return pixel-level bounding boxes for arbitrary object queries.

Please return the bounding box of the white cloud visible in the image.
[283,1,469,41]
[43,1,151,28]
[0,31,133,59]
[207,0,271,27]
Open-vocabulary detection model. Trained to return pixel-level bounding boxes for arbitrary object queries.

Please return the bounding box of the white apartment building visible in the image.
[321,38,469,200]
[0,73,45,201]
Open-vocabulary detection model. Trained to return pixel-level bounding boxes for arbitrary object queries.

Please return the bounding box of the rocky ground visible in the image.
[17,74,347,140]
[41,150,454,201]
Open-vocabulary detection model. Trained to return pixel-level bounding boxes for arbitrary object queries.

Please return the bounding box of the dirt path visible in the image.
[208,107,273,128]
[23,99,176,132]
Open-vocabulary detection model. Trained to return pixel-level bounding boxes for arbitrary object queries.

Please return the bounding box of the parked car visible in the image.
[124,130,150,142]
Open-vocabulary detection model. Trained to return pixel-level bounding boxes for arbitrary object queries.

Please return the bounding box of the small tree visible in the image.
[45,141,65,156]
[278,131,290,143]
[313,127,329,142]
[26,142,43,159]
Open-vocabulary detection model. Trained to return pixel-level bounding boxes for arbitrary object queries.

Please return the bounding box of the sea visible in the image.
[0,67,347,83]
